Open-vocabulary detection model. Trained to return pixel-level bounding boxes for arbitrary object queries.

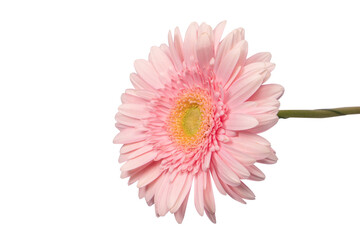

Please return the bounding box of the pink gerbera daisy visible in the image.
[114,21,284,223]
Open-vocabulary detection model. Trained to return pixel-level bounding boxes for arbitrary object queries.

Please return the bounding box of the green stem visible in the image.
[277,107,360,119]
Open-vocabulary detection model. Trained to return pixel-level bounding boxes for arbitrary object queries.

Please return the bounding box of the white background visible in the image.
[1,0,360,239]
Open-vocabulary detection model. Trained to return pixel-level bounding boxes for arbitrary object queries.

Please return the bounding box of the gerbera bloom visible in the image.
[114,21,284,223]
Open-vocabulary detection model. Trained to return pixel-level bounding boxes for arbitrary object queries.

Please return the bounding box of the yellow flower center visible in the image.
[168,88,213,151]
[181,105,202,136]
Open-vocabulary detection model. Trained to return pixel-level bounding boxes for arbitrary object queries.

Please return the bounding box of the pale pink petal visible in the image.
[202,151,212,171]
[169,174,193,213]
[226,72,264,105]
[194,171,205,216]
[145,173,164,203]
[246,52,272,64]
[173,27,184,62]
[127,164,152,185]
[216,40,247,86]
[168,31,183,71]
[217,150,250,178]
[214,28,245,71]
[258,149,278,164]
[174,192,190,224]
[204,171,216,214]
[224,113,259,131]
[232,101,278,115]
[115,113,142,127]
[134,59,163,88]
[212,152,241,186]
[155,173,170,216]
[120,163,146,179]
[139,187,146,199]
[196,32,214,69]
[130,73,153,90]
[149,46,175,83]
[121,92,146,104]
[167,172,188,210]
[221,182,246,204]
[213,21,226,53]
[247,113,279,133]
[127,145,153,159]
[205,209,216,223]
[230,183,255,200]
[113,128,147,144]
[120,150,157,171]
[120,141,147,154]
[249,84,285,101]
[229,134,272,160]
[137,161,162,188]
[118,104,152,119]
[247,165,266,181]
[210,164,227,195]
[222,143,257,165]
[183,22,199,66]
[159,44,171,58]
[241,62,275,78]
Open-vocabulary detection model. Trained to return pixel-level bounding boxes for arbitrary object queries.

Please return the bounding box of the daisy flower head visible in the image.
[114,21,284,223]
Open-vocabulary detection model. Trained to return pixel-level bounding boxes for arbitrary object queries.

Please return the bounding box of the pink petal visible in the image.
[113,128,147,144]
[232,101,278,115]
[247,165,266,181]
[120,150,157,171]
[155,173,170,216]
[183,22,199,66]
[226,72,264,105]
[118,104,151,119]
[168,31,183,71]
[138,187,146,199]
[224,113,259,131]
[230,183,255,200]
[248,84,285,101]
[210,164,227,195]
[212,152,241,186]
[194,172,205,216]
[137,161,162,188]
[213,21,226,53]
[167,172,187,205]
[221,144,256,165]
[221,182,246,204]
[241,62,275,77]
[129,73,153,90]
[216,40,247,86]
[218,150,250,178]
[202,151,212,171]
[204,171,216,214]
[169,175,193,213]
[120,141,147,154]
[229,134,272,160]
[127,145,154,160]
[214,28,245,71]
[149,46,175,83]
[174,192,190,224]
[246,52,272,64]
[134,59,163,89]
[121,92,146,105]
[257,148,278,164]
[205,209,216,223]
[115,113,142,127]
[196,32,214,69]
[145,173,164,203]
[173,27,184,62]
[247,113,279,133]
